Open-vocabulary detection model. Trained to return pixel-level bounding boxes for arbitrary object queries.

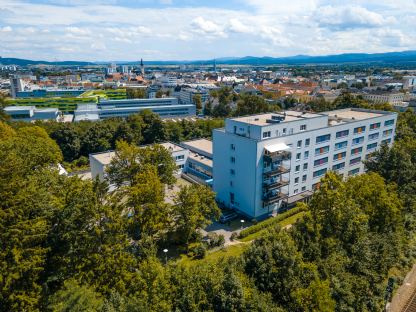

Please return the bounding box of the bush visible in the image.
[238,205,307,239]
[230,232,238,241]
[207,233,225,248]
[188,243,206,259]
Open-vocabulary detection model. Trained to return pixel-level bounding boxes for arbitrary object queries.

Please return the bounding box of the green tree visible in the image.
[48,279,104,312]
[291,279,335,312]
[174,184,220,246]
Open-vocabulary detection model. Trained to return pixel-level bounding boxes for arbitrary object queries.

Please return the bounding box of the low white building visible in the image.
[213,108,398,219]
[74,98,196,121]
[4,106,60,122]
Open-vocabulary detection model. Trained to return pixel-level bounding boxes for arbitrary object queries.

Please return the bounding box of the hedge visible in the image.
[238,205,308,239]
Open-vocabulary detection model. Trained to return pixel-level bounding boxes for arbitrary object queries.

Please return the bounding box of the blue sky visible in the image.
[0,0,415,61]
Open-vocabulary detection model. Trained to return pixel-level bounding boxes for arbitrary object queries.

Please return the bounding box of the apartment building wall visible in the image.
[213,109,397,219]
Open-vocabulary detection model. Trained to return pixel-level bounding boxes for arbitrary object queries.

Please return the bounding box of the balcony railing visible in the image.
[263,179,290,190]
[264,151,291,162]
[263,165,290,176]
[262,191,288,204]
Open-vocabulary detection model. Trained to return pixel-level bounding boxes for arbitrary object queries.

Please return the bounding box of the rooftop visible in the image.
[323,108,386,121]
[181,138,213,155]
[231,111,322,126]
[160,142,186,153]
[90,151,116,166]
[188,151,213,167]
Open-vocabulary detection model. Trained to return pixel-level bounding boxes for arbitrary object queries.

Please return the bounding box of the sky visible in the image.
[0,0,415,61]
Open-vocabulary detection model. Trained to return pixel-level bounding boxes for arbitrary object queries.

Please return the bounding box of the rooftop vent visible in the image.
[266,114,285,124]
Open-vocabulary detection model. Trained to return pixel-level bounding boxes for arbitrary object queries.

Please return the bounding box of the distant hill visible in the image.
[0,57,92,66]
[2,50,416,66]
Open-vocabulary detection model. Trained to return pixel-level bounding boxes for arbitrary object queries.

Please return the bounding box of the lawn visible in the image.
[178,244,247,267]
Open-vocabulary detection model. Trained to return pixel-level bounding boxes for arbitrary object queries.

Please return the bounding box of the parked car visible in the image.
[219,211,239,224]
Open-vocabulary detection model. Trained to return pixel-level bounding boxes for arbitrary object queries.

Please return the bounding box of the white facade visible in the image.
[74,98,196,121]
[4,106,60,122]
[10,76,24,98]
[213,108,398,219]
[361,92,405,105]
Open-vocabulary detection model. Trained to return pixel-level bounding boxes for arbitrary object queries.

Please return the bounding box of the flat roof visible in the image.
[324,108,385,121]
[181,138,213,155]
[5,105,34,111]
[90,151,115,166]
[188,151,213,168]
[231,111,322,126]
[160,142,186,153]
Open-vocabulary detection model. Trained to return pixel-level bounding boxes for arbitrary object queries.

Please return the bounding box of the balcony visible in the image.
[263,178,290,190]
[263,165,290,176]
[264,150,291,162]
[263,190,288,204]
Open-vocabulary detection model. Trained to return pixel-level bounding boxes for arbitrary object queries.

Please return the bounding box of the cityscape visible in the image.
[1,1,416,311]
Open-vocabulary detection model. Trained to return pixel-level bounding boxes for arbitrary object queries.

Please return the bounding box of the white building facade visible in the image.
[213,108,398,219]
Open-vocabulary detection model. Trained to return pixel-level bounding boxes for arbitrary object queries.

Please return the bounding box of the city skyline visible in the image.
[0,0,415,61]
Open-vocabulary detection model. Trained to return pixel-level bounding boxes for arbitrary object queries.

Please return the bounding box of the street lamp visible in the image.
[163,248,168,264]
[240,219,245,230]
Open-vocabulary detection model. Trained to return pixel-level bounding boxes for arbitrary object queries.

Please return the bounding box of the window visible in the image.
[230,156,236,163]
[302,186,306,191]
[370,122,381,130]
[230,181,233,187]
[314,157,328,167]
[305,138,310,147]
[295,165,300,172]
[333,151,346,161]
[296,153,301,161]
[352,136,364,145]
[230,192,235,203]
[350,157,361,165]
[230,144,235,150]
[316,134,331,144]
[382,138,392,145]
[297,140,302,148]
[367,142,377,150]
[348,168,360,176]
[294,189,299,194]
[313,168,327,178]
[283,128,287,134]
[230,169,235,175]
[315,145,329,156]
[303,163,308,170]
[354,126,366,134]
[177,164,184,169]
[351,147,363,156]
[368,133,379,141]
[175,155,185,160]
[302,174,307,182]
[336,130,349,138]
[294,177,299,184]
[332,162,345,171]
[383,129,393,137]
[300,124,307,131]
[263,131,271,138]
[304,151,309,159]
[335,141,348,150]
[384,119,395,126]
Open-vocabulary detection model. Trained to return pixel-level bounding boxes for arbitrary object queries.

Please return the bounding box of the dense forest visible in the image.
[1,90,416,311]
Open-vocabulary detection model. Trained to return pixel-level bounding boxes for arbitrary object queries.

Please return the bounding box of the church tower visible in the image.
[140,58,144,76]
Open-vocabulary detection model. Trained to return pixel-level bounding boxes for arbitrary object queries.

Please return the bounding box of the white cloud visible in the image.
[0,0,414,60]
[314,5,391,30]
[190,16,227,38]
[0,26,12,32]
[228,18,251,33]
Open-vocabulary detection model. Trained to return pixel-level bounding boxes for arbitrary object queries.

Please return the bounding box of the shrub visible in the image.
[238,205,307,239]
[207,233,225,248]
[188,243,206,259]
[230,232,238,241]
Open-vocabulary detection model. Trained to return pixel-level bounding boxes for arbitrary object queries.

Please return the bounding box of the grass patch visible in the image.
[239,211,306,242]
[178,244,247,267]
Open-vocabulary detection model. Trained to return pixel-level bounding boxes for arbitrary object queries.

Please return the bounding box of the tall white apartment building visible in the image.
[213,108,398,219]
